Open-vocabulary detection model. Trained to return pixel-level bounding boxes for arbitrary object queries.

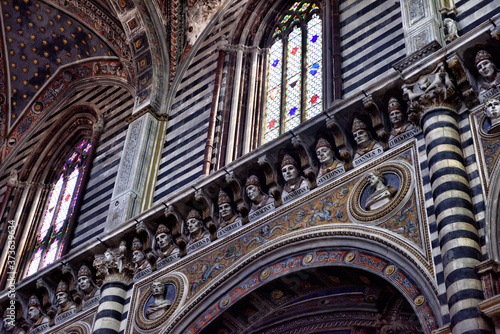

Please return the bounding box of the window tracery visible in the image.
[26,139,92,277]
[263,1,323,144]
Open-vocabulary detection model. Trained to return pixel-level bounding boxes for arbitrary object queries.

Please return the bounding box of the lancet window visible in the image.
[25,138,92,276]
[262,1,323,144]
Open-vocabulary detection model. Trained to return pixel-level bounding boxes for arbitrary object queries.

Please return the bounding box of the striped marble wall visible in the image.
[339,0,405,98]
[153,2,248,203]
[456,0,500,35]
[71,87,134,249]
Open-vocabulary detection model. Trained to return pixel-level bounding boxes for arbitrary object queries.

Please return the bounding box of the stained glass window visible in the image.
[26,139,90,277]
[263,1,323,144]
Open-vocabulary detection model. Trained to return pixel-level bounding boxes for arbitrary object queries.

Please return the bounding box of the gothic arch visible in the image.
[166,230,442,333]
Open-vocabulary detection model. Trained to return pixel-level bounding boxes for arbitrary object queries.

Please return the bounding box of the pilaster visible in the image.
[106,107,161,231]
[400,0,445,55]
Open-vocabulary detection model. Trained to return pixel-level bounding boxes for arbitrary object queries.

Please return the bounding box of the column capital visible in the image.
[402,62,461,125]
[93,246,134,286]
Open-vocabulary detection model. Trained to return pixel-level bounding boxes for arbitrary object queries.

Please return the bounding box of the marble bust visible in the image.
[55,280,76,315]
[27,295,50,329]
[131,237,151,273]
[218,190,241,228]
[77,265,98,301]
[484,97,500,131]
[145,278,172,320]
[315,138,343,178]
[280,154,307,201]
[185,210,208,245]
[365,170,397,211]
[387,97,416,140]
[2,310,25,334]
[352,118,382,159]
[475,50,500,93]
[155,224,177,258]
[245,175,274,212]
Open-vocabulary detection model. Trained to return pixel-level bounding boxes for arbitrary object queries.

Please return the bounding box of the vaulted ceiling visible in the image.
[0,0,224,164]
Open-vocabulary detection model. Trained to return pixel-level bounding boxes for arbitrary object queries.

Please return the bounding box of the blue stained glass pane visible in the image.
[263,39,283,143]
[305,14,323,120]
[289,2,300,11]
[284,26,302,132]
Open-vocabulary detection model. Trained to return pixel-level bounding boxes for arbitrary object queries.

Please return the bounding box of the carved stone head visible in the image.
[352,118,372,147]
[186,210,203,235]
[218,190,234,221]
[476,50,498,83]
[281,154,300,184]
[155,224,172,251]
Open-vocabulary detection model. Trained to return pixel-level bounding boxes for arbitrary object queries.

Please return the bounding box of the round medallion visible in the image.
[414,295,425,306]
[345,252,356,262]
[348,162,413,224]
[303,254,313,264]
[260,268,272,280]
[135,273,185,330]
[220,297,230,307]
[32,101,44,115]
[384,265,396,275]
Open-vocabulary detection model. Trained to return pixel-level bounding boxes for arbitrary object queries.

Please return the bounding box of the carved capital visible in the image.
[92,247,134,286]
[402,62,460,123]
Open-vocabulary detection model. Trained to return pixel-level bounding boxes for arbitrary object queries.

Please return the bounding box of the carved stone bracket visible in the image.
[60,264,78,303]
[291,136,317,190]
[363,94,389,150]
[225,171,249,224]
[194,189,217,241]
[136,221,157,268]
[164,205,187,256]
[490,17,500,41]
[446,52,478,109]
[257,155,282,208]
[326,119,353,170]
[35,278,55,318]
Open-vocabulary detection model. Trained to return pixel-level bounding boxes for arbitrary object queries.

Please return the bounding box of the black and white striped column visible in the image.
[92,281,128,334]
[422,109,491,334]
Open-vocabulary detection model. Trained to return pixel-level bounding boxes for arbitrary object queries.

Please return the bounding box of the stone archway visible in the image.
[169,236,441,334]
[200,265,424,334]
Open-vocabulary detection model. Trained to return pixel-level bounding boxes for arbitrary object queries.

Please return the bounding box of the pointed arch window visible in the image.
[26,139,92,277]
[263,1,323,144]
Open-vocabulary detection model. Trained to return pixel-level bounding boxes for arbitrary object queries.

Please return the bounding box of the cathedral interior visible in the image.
[1,0,500,333]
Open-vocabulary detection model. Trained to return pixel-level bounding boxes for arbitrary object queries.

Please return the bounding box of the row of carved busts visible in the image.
[2,265,98,333]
